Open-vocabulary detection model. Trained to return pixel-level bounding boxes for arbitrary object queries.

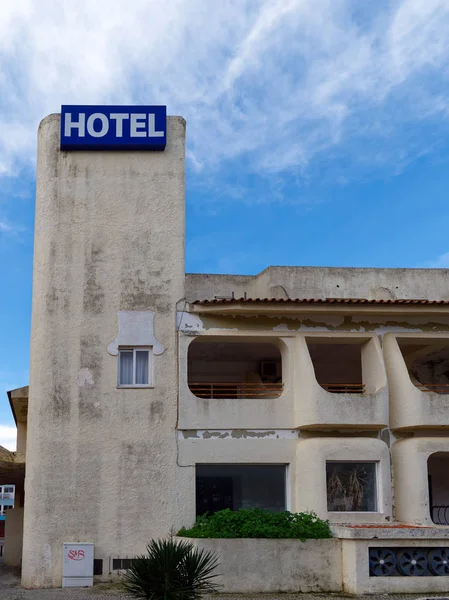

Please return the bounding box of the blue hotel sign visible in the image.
[60,105,166,151]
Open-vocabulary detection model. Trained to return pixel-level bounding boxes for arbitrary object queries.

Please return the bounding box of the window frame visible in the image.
[325,460,380,514]
[117,347,153,388]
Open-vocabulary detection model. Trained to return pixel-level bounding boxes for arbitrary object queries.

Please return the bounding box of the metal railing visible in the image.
[320,383,366,394]
[415,383,449,394]
[432,505,449,525]
[0,493,14,500]
[188,382,284,399]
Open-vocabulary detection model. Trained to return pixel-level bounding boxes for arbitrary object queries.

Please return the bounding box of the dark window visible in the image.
[112,558,137,570]
[326,462,377,512]
[196,464,286,516]
[112,558,121,570]
[93,559,103,575]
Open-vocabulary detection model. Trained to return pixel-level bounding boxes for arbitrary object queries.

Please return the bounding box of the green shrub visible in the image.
[122,538,220,600]
[177,508,332,541]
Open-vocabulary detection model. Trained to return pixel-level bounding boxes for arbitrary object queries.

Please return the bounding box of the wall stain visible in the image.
[78,392,102,420]
[80,335,102,376]
[150,400,164,420]
[83,243,105,314]
[50,383,70,420]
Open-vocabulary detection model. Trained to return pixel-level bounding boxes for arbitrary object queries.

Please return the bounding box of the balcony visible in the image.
[179,335,294,429]
[296,335,388,430]
[188,382,284,399]
[384,334,449,430]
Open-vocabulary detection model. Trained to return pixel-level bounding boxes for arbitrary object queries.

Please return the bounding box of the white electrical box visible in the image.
[62,543,94,587]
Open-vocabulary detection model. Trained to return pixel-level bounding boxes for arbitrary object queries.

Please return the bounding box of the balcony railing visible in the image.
[320,383,366,394]
[415,383,449,394]
[189,382,284,399]
[0,494,13,500]
[432,505,449,525]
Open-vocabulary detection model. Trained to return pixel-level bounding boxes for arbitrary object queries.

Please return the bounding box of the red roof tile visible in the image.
[193,297,449,305]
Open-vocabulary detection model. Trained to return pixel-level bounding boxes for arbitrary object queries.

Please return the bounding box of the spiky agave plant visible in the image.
[122,538,220,600]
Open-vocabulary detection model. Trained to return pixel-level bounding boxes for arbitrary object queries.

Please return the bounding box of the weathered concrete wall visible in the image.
[22,114,188,587]
[385,332,449,430]
[4,508,24,567]
[392,437,449,525]
[177,309,449,528]
[185,266,449,302]
[180,537,342,593]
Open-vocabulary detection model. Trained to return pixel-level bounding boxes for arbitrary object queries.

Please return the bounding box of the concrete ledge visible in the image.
[176,537,342,593]
[332,524,449,539]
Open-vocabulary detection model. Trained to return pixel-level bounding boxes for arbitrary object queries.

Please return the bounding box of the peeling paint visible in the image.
[273,323,293,331]
[181,430,200,439]
[77,368,94,388]
[179,429,299,440]
[176,311,204,333]
[203,431,230,439]
[192,312,449,335]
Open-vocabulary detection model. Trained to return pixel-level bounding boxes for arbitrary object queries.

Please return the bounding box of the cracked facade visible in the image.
[4,112,449,590]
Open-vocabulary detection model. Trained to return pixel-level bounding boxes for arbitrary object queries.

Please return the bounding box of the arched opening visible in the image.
[188,338,283,399]
[428,452,449,524]
[306,338,366,394]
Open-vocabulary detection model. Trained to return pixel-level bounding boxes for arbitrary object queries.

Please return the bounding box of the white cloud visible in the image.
[0,217,25,239]
[2,0,449,194]
[0,221,12,233]
[420,252,449,268]
[0,425,16,452]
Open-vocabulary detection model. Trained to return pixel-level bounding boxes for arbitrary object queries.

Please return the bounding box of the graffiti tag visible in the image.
[67,549,85,561]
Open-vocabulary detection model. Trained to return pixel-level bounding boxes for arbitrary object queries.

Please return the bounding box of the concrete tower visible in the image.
[22,113,189,586]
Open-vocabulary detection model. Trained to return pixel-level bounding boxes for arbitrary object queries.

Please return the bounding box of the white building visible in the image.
[0,485,15,516]
[3,108,449,593]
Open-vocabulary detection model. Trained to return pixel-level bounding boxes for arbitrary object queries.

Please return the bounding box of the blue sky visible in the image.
[1,0,449,447]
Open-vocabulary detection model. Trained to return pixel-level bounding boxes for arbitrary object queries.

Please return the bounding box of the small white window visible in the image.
[3,487,13,493]
[118,348,152,387]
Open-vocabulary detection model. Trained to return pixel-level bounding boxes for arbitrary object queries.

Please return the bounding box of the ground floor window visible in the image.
[326,461,378,512]
[196,464,286,516]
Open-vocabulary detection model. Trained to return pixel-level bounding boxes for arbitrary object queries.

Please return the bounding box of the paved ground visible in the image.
[0,570,448,600]
[2,593,449,600]
[1,588,449,600]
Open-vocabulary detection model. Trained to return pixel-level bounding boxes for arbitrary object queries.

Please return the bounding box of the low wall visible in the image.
[177,537,342,593]
[336,526,449,595]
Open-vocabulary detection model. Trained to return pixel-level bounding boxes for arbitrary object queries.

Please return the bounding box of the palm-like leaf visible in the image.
[122,538,220,600]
